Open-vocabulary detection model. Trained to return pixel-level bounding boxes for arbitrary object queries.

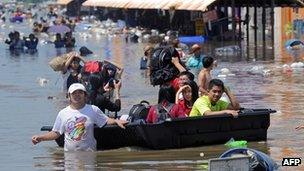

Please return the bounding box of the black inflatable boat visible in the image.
[41,108,276,150]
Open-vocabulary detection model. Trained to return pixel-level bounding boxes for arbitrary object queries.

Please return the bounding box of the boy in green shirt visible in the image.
[190,79,240,117]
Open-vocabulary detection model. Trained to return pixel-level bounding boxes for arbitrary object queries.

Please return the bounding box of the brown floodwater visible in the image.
[0,20,303,170]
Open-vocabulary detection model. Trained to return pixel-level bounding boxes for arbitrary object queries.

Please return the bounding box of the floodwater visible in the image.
[0,20,303,171]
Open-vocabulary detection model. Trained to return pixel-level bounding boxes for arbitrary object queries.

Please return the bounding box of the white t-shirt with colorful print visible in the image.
[52,104,108,151]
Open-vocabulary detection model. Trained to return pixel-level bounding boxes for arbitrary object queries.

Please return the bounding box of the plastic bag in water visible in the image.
[225,138,247,148]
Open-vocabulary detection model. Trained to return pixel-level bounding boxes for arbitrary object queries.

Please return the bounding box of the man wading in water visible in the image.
[31,83,127,151]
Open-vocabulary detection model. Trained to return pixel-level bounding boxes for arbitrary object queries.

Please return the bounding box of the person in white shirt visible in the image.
[31,83,128,151]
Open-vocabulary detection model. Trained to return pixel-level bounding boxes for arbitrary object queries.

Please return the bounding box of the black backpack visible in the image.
[129,100,150,122]
[150,46,181,86]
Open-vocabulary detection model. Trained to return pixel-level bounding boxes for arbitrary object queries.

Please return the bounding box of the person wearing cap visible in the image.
[31,83,128,151]
[186,44,204,70]
[140,45,154,70]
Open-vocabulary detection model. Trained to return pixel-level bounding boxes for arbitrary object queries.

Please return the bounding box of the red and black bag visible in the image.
[83,60,103,74]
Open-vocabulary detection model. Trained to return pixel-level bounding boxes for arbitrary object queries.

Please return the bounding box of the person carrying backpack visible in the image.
[149,45,186,88]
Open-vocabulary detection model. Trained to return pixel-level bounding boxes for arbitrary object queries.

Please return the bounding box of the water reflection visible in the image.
[39,143,271,170]
[64,151,98,171]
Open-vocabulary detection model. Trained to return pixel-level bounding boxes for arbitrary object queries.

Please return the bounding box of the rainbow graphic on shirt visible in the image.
[66,116,87,141]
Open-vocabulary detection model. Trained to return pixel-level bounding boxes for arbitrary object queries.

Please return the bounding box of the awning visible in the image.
[83,0,215,11]
[177,0,216,11]
[125,0,182,10]
[57,0,73,5]
[83,0,128,8]
[83,0,304,9]
[214,0,304,7]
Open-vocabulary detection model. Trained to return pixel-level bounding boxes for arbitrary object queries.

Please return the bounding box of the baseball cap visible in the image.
[68,83,86,94]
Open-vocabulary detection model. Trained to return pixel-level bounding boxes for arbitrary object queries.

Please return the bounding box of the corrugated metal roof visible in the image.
[57,0,73,5]
[214,0,304,7]
[176,0,216,11]
[82,0,304,9]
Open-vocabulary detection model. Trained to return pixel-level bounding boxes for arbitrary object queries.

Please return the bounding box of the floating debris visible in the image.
[37,77,49,87]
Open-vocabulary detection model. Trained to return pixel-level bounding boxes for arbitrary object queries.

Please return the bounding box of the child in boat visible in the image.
[198,56,216,96]
[190,79,240,117]
[146,84,176,123]
[169,81,199,118]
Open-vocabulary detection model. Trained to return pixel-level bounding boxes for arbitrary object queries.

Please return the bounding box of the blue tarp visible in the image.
[220,148,279,171]
[178,36,206,44]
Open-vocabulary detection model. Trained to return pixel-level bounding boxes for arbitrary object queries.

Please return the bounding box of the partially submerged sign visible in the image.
[209,156,250,171]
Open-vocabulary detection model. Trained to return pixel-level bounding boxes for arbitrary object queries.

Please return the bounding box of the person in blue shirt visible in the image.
[186,44,204,70]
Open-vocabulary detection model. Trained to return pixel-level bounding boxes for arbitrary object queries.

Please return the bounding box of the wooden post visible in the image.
[246,4,249,47]
[224,0,228,17]
[223,0,228,41]
[232,0,236,41]
[262,2,266,59]
[271,0,275,49]
[238,7,242,40]
[254,3,257,46]
[262,5,266,42]
[254,2,257,60]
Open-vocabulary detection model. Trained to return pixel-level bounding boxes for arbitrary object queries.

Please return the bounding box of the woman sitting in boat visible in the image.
[189,79,240,117]
[170,81,199,118]
[146,84,176,123]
